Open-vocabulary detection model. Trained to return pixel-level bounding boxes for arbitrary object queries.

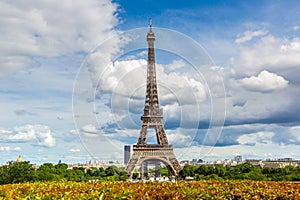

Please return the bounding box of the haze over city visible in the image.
[1,0,300,164]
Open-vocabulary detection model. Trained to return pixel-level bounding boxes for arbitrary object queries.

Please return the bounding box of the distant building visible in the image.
[17,155,23,162]
[277,158,293,162]
[180,160,190,165]
[244,158,300,168]
[263,158,299,168]
[245,159,263,166]
[124,145,131,164]
[234,155,242,163]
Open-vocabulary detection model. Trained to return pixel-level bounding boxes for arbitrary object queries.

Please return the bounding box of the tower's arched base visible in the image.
[126,145,181,179]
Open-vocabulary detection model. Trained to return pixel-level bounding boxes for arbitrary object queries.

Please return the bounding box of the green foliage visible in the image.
[132,169,139,179]
[179,165,198,178]
[0,161,128,185]
[179,163,300,181]
[1,159,299,185]
[36,163,59,181]
[3,161,36,184]
[104,165,128,181]
[105,166,118,176]
[160,166,169,177]
[0,165,9,184]
[66,167,85,182]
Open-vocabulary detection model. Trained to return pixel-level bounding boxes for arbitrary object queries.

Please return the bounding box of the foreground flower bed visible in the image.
[0,180,299,199]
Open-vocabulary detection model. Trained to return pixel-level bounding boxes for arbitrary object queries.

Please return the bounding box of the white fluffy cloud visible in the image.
[293,26,300,31]
[157,64,207,105]
[99,59,147,97]
[0,125,55,147]
[167,129,197,148]
[235,30,268,44]
[217,123,300,148]
[237,131,275,146]
[226,32,299,124]
[233,35,300,75]
[238,70,288,92]
[0,146,21,152]
[80,124,98,134]
[0,0,118,76]
[290,126,300,142]
[69,148,80,152]
[164,59,187,72]
[99,59,206,108]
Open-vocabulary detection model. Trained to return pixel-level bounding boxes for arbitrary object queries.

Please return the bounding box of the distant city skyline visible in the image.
[1,0,300,164]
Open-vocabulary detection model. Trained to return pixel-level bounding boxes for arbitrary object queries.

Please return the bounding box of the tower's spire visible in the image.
[145,17,157,116]
[150,17,152,32]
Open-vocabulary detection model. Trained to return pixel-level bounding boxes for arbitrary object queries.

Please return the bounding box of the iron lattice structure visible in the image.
[126,20,181,179]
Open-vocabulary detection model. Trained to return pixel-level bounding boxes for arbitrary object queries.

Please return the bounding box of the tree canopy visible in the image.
[0,161,128,184]
[1,161,300,184]
[180,163,300,181]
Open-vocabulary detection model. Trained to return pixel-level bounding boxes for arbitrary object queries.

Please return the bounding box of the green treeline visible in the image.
[1,161,300,184]
[0,161,128,184]
[180,163,300,181]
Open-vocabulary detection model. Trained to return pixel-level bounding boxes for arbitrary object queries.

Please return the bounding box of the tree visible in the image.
[67,168,85,182]
[179,165,198,178]
[55,163,68,180]
[117,170,129,181]
[214,165,226,177]
[86,167,99,177]
[246,166,266,181]
[36,163,59,181]
[0,165,9,184]
[6,161,36,183]
[105,166,118,177]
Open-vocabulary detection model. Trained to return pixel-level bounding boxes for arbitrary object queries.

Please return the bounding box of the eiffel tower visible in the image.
[126,19,181,179]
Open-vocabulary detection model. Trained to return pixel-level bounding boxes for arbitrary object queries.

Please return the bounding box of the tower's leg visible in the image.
[126,151,141,179]
[144,161,148,179]
[140,161,148,180]
[140,164,143,180]
[155,161,161,177]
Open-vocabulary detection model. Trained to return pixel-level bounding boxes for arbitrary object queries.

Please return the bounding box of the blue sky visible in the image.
[1,0,300,164]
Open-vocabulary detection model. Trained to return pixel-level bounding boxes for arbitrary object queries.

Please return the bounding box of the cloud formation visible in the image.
[238,70,288,92]
[0,146,21,152]
[233,35,300,75]
[235,30,268,44]
[80,124,98,135]
[69,148,81,152]
[224,32,300,128]
[237,131,274,146]
[0,0,118,76]
[0,125,55,147]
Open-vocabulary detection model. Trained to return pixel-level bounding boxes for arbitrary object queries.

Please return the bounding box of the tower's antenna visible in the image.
[150,17,152,31]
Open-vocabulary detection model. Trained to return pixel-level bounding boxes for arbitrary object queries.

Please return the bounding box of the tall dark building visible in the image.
[124,145,131,164]
[125,19,181,179]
